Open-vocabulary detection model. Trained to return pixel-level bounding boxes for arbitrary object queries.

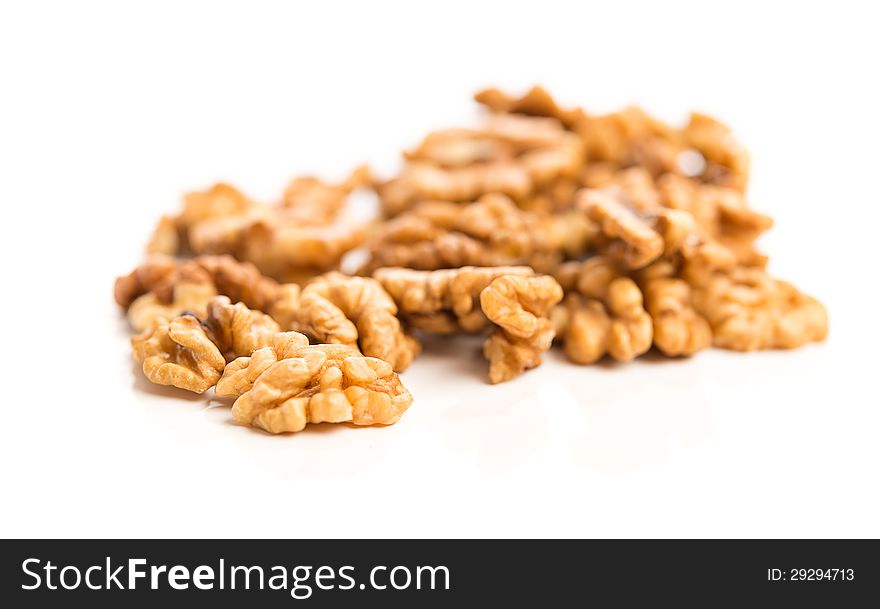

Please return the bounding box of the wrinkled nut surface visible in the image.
[235,220,368,283]
[269,272,420,371]
[219,335,414,434]
[199,297,281,362]
[373,266,535,333]
[362,194,564,273]
[215,331,311,398]
[375,266,561,382]
[127,281,217,332]
[683,113,750,192]
[115,255,185,309]
[190,255,281,311]
[481,85,749,192]
[154,170,370,281]
[579,158,768,271]
[119,85,830,430]
[691,267,828,351]
[577,180,741,277]
[578,188,665,269]
[603,278,653,361]
[643,278,712,356]
[551,259,652,364]
[114,254,280,313]
[131,296,280,393]
[281,165,372,224]
[132,316,226,393]
[379,113,584,215]
[480,274,563,383]
[552,294,611,365]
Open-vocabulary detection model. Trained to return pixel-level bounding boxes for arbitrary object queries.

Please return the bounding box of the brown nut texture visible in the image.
[115,255,280,314]
[373,266,535,334]
[131,315,226,394]
[480,274,563,383]
[691,267,828,351]
[374,266,561,382]
[378,113,584,215]
[362,194,566,273]
[269,273,420,371]
[131,297,279,392]
[155,169,370,281]
[551,258,653,363]
[643,277,712,356]
[219,334,413,434]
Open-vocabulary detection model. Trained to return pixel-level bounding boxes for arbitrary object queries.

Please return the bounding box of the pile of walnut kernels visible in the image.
[115,86,828,435]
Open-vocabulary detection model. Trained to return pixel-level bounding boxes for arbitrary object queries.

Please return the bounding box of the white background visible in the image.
[1,1,878,538]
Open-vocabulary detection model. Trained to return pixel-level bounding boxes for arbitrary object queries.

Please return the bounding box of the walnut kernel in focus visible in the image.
[220,336,414,434]
[269,272,420,371]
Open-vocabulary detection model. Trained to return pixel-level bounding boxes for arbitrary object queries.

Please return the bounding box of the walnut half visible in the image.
[551,258,653,364]
[131,296,279,393]
[374,266,562,382]
[269,273,420,372]
[217,333,414,434]
[691,267,828,351]
[480,274,563,383]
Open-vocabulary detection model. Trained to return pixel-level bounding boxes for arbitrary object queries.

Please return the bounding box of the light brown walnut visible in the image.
[683,113,750,192]
[154,171,370,281]
[115,255,280,314]
[657,173,771,266]
[577,106,680,168]
[115,255,187,309]
[474,85,585,128]
[373,266,535,334]
[643,277,712,356]
[269,272,420,372]
[551,258,652,363]
[235,220,368,283]
[362,194,567,273]
[184,211,368,283]
[281,165,372,224]
[480,274,563,383]
[131,297,280,393]
[379,113,583,215]
[478,85,752,192]
[131,315,226,393]
[603,278,653,361]
[577,184,739,274]
[218,335,414,434]
[179,183,256,232]
[374,266,561,382]
[691,267,828,351]
[198,297,281,362]
[578,188,665,269]
[146,215,180,256]
[215,331,311,398]
[552,293,611,365]
[127,281,217,332]
[118,86,831,412]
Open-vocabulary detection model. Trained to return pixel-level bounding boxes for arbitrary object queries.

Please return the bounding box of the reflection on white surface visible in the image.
[132,334,717,478]
[568,356,713,473]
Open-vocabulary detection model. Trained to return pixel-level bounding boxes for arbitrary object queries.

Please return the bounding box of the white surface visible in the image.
[1,1,878,538]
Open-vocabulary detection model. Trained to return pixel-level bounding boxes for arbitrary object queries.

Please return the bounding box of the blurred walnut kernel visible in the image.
[148,168,371,282]
[361,194,575,274]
